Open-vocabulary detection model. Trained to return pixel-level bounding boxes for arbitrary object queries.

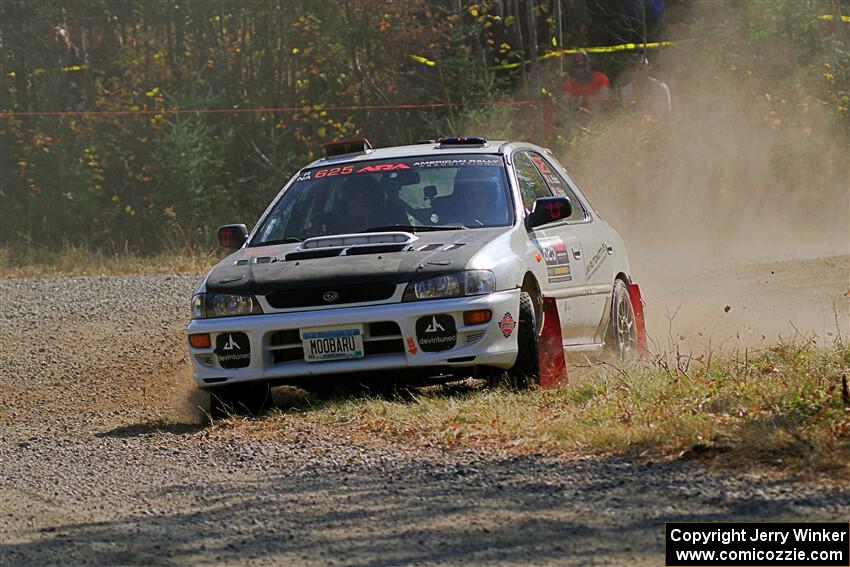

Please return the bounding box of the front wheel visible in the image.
[606,279,638,360]
[507,292,541,387]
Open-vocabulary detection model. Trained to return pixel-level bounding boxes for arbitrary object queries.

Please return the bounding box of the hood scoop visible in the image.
[234,256,278,266]
[301,231,416,250]
[284,231,418,261]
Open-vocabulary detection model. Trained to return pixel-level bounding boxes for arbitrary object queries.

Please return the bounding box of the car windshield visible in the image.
[251,154,512,245]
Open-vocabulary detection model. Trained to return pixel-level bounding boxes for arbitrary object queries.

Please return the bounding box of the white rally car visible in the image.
[187,137,644,413]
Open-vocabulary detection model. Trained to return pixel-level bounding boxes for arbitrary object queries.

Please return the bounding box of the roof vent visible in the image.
[437,137,487,147]
[321,138,372,157]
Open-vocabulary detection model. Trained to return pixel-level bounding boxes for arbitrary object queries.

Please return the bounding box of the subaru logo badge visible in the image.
[322,291,340,303]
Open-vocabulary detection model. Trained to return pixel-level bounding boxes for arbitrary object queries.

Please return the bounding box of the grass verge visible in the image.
[261,342,850,475]
[0,245,218,278]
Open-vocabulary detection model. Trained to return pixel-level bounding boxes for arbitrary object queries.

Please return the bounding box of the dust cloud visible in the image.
[558,7,849,351]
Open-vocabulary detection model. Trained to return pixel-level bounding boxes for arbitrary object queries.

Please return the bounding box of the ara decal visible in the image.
[355,163,411,173]
[498,312,516,338]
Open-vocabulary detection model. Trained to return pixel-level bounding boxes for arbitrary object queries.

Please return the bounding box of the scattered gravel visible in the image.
[1,275,848,566]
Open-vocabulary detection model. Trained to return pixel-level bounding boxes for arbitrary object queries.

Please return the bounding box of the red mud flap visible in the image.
[627,283,649,360]
[539,297,568,387]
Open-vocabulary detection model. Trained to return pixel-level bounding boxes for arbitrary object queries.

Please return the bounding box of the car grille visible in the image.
[465,331,485,345]
[268,321,404,365]
[265,283,396,309]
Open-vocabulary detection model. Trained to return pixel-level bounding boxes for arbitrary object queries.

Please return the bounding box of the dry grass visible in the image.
[0,245,218,278]
[264,342,850,475]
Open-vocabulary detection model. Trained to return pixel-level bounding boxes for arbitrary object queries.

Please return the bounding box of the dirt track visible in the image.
[0,257,848,566]
[638,254,849,353]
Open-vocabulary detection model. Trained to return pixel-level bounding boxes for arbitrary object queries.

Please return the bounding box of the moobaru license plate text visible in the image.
[301,326,364,361]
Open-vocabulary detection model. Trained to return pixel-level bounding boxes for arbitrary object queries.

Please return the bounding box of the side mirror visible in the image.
[217,224,248,249]
[526,197,572,229]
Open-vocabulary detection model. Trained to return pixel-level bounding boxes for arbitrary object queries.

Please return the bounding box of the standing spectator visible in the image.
[561,51,612,115]
[618,56,672,115]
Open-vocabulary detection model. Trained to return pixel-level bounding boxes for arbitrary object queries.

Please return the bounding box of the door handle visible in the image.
[605,243,614,255]
[571,246,582,260]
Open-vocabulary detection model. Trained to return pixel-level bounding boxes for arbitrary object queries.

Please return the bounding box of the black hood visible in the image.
[204,227,509,295]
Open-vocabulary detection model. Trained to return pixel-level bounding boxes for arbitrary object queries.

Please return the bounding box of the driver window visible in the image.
[514,151,552,209]
[526,152,587,222]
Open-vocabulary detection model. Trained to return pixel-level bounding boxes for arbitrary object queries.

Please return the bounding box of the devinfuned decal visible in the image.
[415,314,457,352]
[214,332,251,369]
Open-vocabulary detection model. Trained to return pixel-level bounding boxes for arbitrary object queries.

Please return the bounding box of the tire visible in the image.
[606,279,639,360]
[507,292,541,387]
[208,382,271,419]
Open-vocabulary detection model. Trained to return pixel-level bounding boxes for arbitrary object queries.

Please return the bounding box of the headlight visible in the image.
[191,293,263,319]
[403,270,496,301]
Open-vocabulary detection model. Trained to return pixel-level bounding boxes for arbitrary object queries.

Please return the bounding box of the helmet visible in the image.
[572,50,591,67]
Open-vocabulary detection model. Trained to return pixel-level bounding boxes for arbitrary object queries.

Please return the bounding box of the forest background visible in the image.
[1,0,847,256]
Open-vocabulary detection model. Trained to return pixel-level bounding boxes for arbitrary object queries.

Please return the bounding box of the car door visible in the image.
[532,151,617,344]
[512,150,596,346]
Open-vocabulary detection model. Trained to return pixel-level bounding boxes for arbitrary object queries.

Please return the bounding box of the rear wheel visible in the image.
[507,292,541,387]
[208,382,272,419]
[606,279,638,360]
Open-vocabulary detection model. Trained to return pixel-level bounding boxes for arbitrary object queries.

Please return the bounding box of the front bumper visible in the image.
[186,289,521,388]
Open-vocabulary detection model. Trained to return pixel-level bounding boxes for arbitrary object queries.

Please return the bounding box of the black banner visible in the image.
[666,522,849,566]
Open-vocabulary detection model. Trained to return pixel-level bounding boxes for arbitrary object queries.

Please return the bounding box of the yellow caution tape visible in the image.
[410,40,679,71]
[6,64,86,79]
[408,54,436,67]
[818,14,850,23]
[494,40,679,70]
[545,41,677,58]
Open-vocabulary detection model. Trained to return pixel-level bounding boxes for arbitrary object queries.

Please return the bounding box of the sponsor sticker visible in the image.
[412,158,502,168]
[585,243,608,280]
[297,156,502,183]
[530,154,552,175]
[355,163,410,173]
[537,236,572,283]
[415,314,457,352]
[498,312,516,338]
[214,332,251,369]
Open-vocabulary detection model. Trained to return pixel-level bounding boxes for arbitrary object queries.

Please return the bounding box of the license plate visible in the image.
[300,325,365,362]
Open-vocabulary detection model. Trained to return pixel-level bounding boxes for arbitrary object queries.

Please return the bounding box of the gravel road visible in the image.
[1,267,848,566]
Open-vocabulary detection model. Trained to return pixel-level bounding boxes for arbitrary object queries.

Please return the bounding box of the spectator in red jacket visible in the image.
[561,51,611,115]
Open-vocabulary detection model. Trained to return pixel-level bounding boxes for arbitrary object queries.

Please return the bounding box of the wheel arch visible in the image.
[520,272,543,329]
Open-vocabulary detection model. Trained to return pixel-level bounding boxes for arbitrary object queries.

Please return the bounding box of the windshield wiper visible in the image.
[254,236,302,246]
[364,224,466,233]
